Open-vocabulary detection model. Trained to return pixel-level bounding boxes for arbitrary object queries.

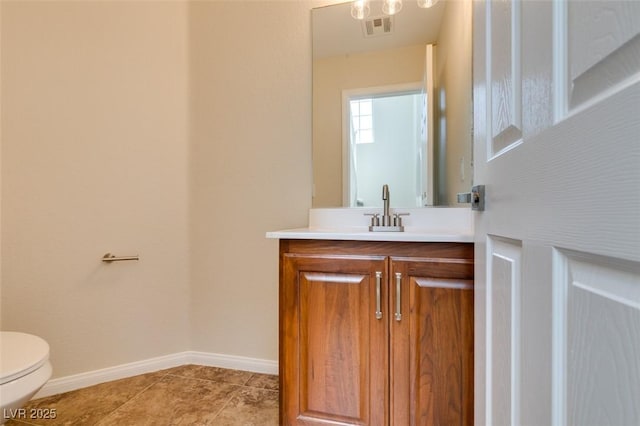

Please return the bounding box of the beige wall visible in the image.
[187,1,311,360]
[1,0,311,378]
[1,1,192,377]
[312,45,425,207]
[0,1,3,331]
[434,0,473,205]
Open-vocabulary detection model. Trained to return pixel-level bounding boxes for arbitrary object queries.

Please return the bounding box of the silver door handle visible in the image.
[375,271,383,320]
[457,184,485,211]
[394,272,402,321]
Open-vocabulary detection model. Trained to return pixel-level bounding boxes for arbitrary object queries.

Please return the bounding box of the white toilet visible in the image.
[0,332,52,425]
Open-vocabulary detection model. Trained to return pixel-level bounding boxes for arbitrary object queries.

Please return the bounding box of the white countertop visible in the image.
[266,208,474,243]
[266,227,473,242]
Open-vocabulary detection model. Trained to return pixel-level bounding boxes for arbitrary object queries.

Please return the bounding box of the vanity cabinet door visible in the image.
[390,257,474,426]
[280,253,389,425]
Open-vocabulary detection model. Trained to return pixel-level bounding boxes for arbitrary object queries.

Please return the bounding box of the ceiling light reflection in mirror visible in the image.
[351,0,440,20]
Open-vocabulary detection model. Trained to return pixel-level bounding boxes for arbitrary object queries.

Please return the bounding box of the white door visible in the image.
[473,1,640,425]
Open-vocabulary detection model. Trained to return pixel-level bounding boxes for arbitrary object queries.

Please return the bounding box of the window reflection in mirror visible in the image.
[346,87,426,208]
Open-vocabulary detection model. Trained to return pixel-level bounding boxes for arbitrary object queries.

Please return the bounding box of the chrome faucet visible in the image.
[364,184,409,232]
[382,184,391,226]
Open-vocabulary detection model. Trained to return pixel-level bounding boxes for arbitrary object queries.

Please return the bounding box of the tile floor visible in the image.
[5,365,279,426]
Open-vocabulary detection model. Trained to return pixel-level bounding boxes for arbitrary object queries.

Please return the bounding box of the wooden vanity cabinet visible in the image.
[279,239,474,426]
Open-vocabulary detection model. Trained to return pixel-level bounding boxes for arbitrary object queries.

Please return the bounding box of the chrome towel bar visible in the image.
[102,253,139,263]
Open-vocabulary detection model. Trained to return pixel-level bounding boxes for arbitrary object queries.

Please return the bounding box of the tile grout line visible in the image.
[163,373,249,387]
[242,373,255,387]
[210,374,279,423]
[163,371,279,392]
[94,371,172,425]
[208,384,244,422]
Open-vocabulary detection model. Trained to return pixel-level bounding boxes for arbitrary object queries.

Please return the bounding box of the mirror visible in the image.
[312,0,472,208]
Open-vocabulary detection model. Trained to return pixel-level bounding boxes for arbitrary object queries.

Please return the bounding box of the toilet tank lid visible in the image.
[0,332,50,385]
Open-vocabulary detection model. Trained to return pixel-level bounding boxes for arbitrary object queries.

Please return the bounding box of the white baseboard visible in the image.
[35,351,278,399]
[188,351,278,375]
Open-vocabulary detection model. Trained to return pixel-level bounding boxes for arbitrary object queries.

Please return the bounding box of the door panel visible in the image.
[391,258,474,426]
[474,0,640,425]
[567,2,640,110]
[299,272,368,421]
[487,237,522,426]
[281,255,388,425]
[553,250,640,425]
[489,0,523,155]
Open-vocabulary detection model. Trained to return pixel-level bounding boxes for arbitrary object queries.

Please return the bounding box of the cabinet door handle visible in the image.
[394,272,402,321]
[375,271,383,320]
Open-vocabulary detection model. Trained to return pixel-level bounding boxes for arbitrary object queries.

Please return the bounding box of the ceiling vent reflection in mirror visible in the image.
[363,16,393,38]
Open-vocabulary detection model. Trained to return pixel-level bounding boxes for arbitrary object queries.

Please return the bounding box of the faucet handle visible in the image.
[393,212,410,227]
[364,213,380,227]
